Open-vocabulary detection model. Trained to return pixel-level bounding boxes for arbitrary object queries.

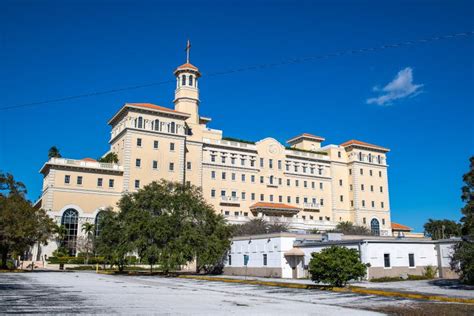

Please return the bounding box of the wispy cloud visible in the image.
[367,67,423,106]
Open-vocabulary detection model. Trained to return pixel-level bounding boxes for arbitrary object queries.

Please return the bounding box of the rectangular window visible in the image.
[338,151,341,158]
[360,168,364,175]
[64,175,70,184]
[134,180,140,189]
[221,190,226,197]
[97,178,103,187]
[211,171,216,179]
[251,175,255,183]
[287,196,291,203]
[380,186,383,193]
[384,254,391,268]
[211,155,216,162]
[320,198,324,206]
[349,169,352,175]
[296,197,300,204]
[312,182,315,189]
[169,162,174,171]
[241,174,246,182]
[371,201,375,207]
[363,217,366,224]
[260,176,264,184]
[340,195,343,202]
[260,158,264,168]
[153,160,158,169]
[295,180,299,187]
[263,254,267,266]
[361,184,365,191]
[251,193,255,201]
[241,158,245,166]
[77,176,83,185]
[153,140,159,149]
[221,156,226,163]
[137,138,142,147]
[250,160,255,167]
[350,184,353,191]
[369,170,373,176]
[231,173,236,181]
[269,159,273,169]
[371,185,374,192]
[170,142,175,151]
[278,178,282,185]
[379,171,382,177]
[279,195,283,203]
[362,200,365,207]
[381,202,385,208]
[382,218,386,225]
[187,162,192,170]
[231,191,237,198]
[260,194,264,201]
[211,189,216,198]
[320,182,323,190]
[241,192,246,200]
[231,157,236,165]
[351,200,354,207]
[287,179,290,186]
[339,179,343,186]
[408,254,415,267]
[136,158,141,167]
[109,179,114,188]
[222,172,226,180]
[269,195,274,202]
[278,160,282,170]
[228,255,232,266]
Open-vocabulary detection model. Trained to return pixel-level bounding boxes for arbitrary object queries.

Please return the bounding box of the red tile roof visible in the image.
[391,222,412,231]
[250,202,299,210]
[82,158,97,162]
[127,103,184,114]
[340,139,389,152]
[176,63,199,71]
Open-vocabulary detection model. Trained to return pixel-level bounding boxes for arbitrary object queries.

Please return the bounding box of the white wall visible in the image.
[364,242,437,269]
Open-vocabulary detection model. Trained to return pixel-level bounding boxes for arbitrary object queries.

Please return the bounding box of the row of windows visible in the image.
[209,154,326,175]
[349,168,383,177]
[383,253,416,268]
[134,158,179,172]
[179,74,197,87]
[136,138,175,151]
[210,171,326,189]
[358,152,384,164]
[341,181,384,193]
[64,175,115,188]
[134,118,183,134]
[212,189,324,205]
[340,195,385,209]
[222,210,330,221]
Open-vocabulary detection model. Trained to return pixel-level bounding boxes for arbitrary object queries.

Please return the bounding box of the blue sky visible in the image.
[1,0,473,232]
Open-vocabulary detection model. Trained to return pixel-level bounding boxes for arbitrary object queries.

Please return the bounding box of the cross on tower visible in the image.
[185,39,191,63]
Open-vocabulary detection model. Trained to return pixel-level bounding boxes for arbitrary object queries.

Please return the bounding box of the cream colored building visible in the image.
[35,49,393,256]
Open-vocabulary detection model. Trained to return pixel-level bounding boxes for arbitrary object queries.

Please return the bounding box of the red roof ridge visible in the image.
[250,202,299,210]
[391,222,412,231]
[175,63,199,71]
[126,103,189,116]
[82,158,97,162]
[340,139,389,152]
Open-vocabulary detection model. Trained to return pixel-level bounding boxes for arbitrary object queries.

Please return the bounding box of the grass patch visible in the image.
[370,275,431,282]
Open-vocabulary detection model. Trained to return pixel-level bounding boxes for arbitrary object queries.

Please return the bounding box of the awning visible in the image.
[284,248,305,257]
[250,202,300,215]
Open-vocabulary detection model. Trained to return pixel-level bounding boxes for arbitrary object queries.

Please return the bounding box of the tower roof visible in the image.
[174,63,200,76]
[340,139,390,152]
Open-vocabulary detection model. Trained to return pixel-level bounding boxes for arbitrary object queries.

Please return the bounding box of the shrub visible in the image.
[309,246,369,287]
[370,276,402,282]
[423,265,438,279]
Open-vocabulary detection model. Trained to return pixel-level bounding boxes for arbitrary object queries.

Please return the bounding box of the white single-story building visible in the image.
[223,233,459,279]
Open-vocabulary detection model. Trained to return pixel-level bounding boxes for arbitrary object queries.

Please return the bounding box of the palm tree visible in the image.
[81,222,95,264]
[48,146,62,159]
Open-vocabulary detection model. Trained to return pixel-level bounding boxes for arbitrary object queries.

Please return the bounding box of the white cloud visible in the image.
[367,67,423,106]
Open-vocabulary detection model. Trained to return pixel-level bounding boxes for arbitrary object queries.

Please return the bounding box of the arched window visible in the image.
[359,152,363,161]
[371,218,380,236]
[154,119,160,131]
[189,75,193,86]
[61,209,79,256]
[182,75,186,86]
[170,122,176,134]
[137,116,143,129]
[94,211,106,237]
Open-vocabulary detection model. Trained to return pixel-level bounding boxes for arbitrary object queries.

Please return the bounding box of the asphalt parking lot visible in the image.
[0,272,472,315]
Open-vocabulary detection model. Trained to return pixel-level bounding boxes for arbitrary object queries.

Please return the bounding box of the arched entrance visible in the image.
[61,209,79,256]
[371,218,380,236]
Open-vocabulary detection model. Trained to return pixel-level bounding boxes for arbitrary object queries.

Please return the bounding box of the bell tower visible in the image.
[174,40,201,124]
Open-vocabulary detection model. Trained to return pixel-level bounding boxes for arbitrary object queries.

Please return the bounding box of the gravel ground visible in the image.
[0,272,471,315]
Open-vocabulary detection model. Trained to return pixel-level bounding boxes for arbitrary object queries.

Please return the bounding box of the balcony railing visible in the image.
[221,196,239,203]
[47,158,123,172]
[303,202,320,210]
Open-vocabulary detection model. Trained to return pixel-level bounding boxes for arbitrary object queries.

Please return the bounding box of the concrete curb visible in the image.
[178,275,474,304]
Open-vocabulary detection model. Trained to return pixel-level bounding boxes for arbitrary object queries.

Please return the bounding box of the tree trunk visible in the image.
[1,248,9,269]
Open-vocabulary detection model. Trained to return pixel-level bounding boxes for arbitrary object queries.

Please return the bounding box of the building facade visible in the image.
[36,49,393,256]
[225,233,459,280]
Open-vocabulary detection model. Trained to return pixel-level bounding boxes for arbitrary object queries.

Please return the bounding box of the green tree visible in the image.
[95,210,130,272]
[232,218,289,237]
[423,219,461,240]
[47,146,62,159]
[117,180,231,274]
[81,222,95,264]
[330,221,371,236]
[98,152,119,163]
[0,172,55,269]
[451,156,474,284]
[309,246,369,287]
